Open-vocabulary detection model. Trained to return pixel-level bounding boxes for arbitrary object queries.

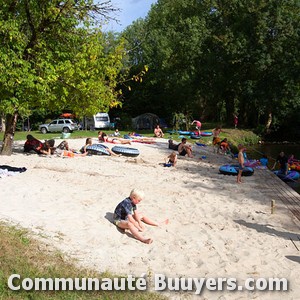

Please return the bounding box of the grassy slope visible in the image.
[0,223,165,299]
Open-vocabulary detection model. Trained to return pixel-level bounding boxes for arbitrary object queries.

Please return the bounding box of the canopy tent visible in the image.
[132,113,160,130]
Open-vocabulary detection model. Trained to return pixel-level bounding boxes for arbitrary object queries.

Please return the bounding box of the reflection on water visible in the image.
[246,144,300,194]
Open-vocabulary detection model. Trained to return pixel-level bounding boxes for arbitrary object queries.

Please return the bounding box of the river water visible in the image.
[246,143,300,194]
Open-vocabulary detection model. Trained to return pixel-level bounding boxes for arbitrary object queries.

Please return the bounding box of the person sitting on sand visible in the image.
[113,189,169,244]
[164,151,177,167]
[97,131,103,142]
[99,132,131,145]
[55,140,76,153]
[272,151,288,175]
[219,138,232,155]
[154,124,164,138]
[80,137,119,156]
[178,138,193,158]
[114,129,120,137]
[54,140,85,157]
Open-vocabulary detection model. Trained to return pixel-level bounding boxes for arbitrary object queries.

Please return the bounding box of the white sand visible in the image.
[0,137,299,299]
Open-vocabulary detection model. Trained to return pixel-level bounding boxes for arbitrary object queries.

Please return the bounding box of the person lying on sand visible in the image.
[126,132,156,143]
[113,189,169,244]
[80,138,119,156]
[99,132,131,145]
[24,135,54,155]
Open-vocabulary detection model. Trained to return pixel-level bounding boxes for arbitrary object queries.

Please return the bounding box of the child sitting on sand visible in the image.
[164,151,177,167]
[114,129,120,137]
[113,189,169,244]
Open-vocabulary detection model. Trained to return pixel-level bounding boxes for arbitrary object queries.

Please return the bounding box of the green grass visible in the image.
[0,222,166,300]
[0,126,259,152]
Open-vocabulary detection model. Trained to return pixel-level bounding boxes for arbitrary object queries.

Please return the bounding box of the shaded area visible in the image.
[235,219,299,241]
[285,256,300,264]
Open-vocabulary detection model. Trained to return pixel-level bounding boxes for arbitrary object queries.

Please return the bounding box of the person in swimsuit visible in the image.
[113,189,169,244]
[99,132,131,144]
[212,126,227,153]
[154,125,164,138]
[164,151,178,167]
[191,120,202,136]
[237,144,245,184]
[178,138,193,158]
[80,137,119,156]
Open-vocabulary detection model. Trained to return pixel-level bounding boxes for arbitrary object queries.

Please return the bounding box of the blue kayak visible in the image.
[219,165,254,176]
[201,132,213,137]
[273,170,300,182]
[178,131,192,135]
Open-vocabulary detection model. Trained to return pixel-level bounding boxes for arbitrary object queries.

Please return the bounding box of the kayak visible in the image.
[219,164,254,176]
[273,170,300,182]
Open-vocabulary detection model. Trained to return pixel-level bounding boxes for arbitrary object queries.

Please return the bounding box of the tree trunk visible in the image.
[1,112,18,156]
[224,92,235,126]
[265,112,272,134]
[0,114,5,132]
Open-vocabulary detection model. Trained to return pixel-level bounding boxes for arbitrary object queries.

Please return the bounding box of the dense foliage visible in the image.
[0,0,127,154]
[122,0,300,135]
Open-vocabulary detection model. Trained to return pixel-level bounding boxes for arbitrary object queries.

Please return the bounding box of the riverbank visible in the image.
[0,138,299,299]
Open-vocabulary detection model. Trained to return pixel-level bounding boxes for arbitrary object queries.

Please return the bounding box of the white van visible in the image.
[85,112,110,130]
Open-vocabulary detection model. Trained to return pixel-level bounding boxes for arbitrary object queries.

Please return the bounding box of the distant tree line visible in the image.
[120,0,300,137]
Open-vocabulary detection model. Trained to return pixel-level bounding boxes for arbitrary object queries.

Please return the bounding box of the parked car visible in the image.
[39,119,79,134]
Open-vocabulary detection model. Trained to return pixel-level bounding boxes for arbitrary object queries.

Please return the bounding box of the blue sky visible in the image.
[103,0,157,32]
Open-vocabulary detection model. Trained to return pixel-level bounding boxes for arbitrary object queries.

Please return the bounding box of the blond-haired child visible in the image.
[113,189,169,244]
[164,151,177,167]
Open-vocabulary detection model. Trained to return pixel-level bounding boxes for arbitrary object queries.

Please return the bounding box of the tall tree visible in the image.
[123,0,300,130]
[0,0,126,155]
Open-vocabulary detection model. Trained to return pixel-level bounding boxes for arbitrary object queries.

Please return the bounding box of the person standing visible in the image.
[237,144,245,184]
[234,114,238,129]
[212,126,224,153]
[191,120,202,136]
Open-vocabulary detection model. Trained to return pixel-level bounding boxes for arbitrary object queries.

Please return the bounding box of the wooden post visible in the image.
[271,200,275,214]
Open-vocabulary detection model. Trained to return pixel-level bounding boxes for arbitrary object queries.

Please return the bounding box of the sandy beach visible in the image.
[0,137,299,299]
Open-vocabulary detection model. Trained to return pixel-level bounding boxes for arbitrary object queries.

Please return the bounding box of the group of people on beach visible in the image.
[23,122,293,244]
[24,134,123,157]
